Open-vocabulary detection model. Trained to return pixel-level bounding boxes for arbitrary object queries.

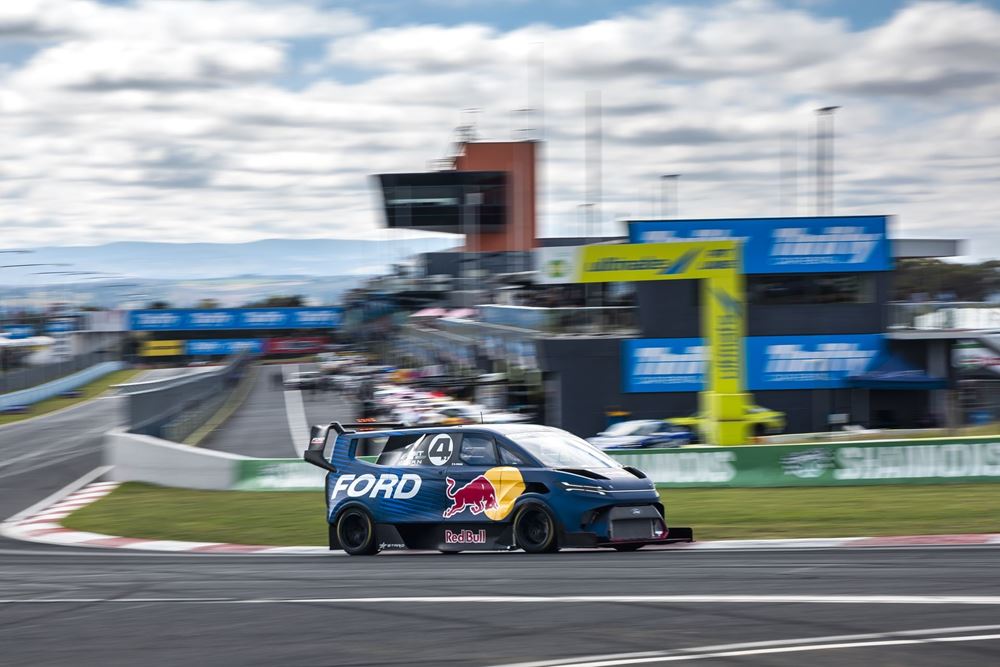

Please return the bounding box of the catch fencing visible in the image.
[124,353,253,440]
[0,349,119,394]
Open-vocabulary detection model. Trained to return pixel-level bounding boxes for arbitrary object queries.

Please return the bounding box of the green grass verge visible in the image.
[62,482,1000,546]
[0,369,140,426]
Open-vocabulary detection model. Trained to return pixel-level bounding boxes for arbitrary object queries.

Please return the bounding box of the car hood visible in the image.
[555,465,657,493]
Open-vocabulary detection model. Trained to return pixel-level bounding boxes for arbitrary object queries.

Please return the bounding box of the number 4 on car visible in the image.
[304,422,694,555]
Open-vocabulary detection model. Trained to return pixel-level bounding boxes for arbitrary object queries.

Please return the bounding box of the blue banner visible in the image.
[4,325,35,339]
[185,339,263,356]
[45,320,76,334]
[623,334,884,392]
[128,307,342,331]
[745,334,884,390]
[628,216,890,274]
[623,338,706,392]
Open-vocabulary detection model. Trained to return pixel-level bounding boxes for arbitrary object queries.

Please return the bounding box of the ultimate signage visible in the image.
[628,215,891,274]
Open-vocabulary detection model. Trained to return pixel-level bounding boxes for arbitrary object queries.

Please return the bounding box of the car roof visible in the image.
[346,423,552,437]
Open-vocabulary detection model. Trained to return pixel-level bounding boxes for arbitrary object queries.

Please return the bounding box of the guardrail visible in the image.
[125,354,252,439]
[478,304,637,334]
[888,302,1000,331]
[0,349,120,394]
[0,361,125,411]
[106,431,1000,491]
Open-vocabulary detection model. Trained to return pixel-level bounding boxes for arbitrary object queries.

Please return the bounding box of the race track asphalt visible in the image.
[201,363,356,458]
[2,370,998,666]
[0,546,998,666]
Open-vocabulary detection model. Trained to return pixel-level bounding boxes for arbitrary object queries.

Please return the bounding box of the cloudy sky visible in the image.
[1,0,999,257]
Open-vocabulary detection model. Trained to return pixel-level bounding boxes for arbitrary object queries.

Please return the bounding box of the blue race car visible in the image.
[587,420,692,450]
[304,421,694,555]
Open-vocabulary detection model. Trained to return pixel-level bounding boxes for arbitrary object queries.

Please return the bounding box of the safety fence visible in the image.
[0,349,120,394]
[0,361,125,411]
[124,353,253,440]
[106,430,1000,492]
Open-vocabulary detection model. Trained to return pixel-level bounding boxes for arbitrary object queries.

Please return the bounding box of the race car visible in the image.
[668,404,786,441]
[587,419,692,450]
[304,421,694,555]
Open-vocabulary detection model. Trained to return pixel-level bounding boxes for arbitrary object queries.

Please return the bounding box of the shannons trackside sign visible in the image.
[628,215,891,274]
[234,439,1000,490]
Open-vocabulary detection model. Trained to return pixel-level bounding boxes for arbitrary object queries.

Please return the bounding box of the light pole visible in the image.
[815,106,840,215]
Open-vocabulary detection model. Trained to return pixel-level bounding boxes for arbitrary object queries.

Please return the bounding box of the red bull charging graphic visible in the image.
[442,466,526,520]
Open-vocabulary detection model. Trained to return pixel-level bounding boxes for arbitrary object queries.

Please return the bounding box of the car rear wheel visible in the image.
[514,504,560,554]
[336,507,379,556]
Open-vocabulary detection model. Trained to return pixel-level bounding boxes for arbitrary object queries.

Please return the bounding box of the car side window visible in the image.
[459,434,498,466]
[498,445,527,466]
[391,433,458,467]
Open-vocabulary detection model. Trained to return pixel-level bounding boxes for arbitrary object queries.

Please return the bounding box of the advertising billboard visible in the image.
[628,216,891,274]
[535,241,739,285]
[263,337,328,355]
[139,340,185,357]
[623,334,884,392]
[185,339,263,356]
[128,307,342,331]
[3,325,35,339]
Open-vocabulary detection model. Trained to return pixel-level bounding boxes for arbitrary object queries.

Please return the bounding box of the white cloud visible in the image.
[0,0,998,259]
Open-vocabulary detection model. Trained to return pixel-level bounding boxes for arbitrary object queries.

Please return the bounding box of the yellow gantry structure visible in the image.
[539,240,752,445]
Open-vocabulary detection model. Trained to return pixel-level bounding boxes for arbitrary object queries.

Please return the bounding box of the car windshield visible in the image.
[509,431,619,468]
[604,421,660,436]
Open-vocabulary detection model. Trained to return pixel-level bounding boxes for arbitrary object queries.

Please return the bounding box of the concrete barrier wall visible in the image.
[106,430,1000,492]
[0,361,125,411]
[105,429,249,490]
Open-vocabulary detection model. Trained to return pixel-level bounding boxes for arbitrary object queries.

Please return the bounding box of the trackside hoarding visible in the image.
[624,334,884,392]
[628,215,891,274]
[128,307,342,331]
[232,438,1000,490]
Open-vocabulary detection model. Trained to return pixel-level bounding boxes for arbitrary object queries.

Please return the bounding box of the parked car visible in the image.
[587,420,691,450]
[668,405,786,441]
[303,421,694,555]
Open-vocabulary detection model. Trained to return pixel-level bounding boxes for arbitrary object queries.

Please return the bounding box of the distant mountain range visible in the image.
[0,237,458,309]
[2,237,457,283]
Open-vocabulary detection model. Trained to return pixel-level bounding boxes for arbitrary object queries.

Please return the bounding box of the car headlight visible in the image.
[560,481,607,495]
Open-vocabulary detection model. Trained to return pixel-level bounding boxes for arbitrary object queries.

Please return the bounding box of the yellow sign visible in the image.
[534,240,754,445]
[577,241,739,283]
[140,340,184,357]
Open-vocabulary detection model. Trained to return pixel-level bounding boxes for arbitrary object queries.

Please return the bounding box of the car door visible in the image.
[443,432,502,523]
[367,432,457,524]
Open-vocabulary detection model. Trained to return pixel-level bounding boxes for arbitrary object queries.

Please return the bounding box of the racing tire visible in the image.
[513,504,560,554]
[613,544,643,552]
[336,507,379,556]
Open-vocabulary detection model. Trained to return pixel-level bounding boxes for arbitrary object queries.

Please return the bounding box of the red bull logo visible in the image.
[443,475,498,518]
[444,529,486,544]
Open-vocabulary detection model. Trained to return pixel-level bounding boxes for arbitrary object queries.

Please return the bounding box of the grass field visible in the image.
[62,482,1000,546]
[0,369,140,426]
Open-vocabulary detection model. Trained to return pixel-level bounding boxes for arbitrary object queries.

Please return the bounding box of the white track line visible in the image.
[4,595,1000,605]
[3,466,111,524]
[281,364,309,455]
[491,624,1000,667]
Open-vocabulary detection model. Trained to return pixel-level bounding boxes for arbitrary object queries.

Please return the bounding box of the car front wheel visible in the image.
[336,507,379,556]
[514,504,560,554]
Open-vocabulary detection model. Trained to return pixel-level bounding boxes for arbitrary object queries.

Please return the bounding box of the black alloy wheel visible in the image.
[514,504,560,553]
[336,508,379,556]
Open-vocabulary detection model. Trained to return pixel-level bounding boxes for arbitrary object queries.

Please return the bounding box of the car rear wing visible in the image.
[303,421,408,472]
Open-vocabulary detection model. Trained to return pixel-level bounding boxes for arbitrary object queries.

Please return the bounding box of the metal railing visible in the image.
[888,302,1000,331]
[0,348,119,394]
[477,304,637,334]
